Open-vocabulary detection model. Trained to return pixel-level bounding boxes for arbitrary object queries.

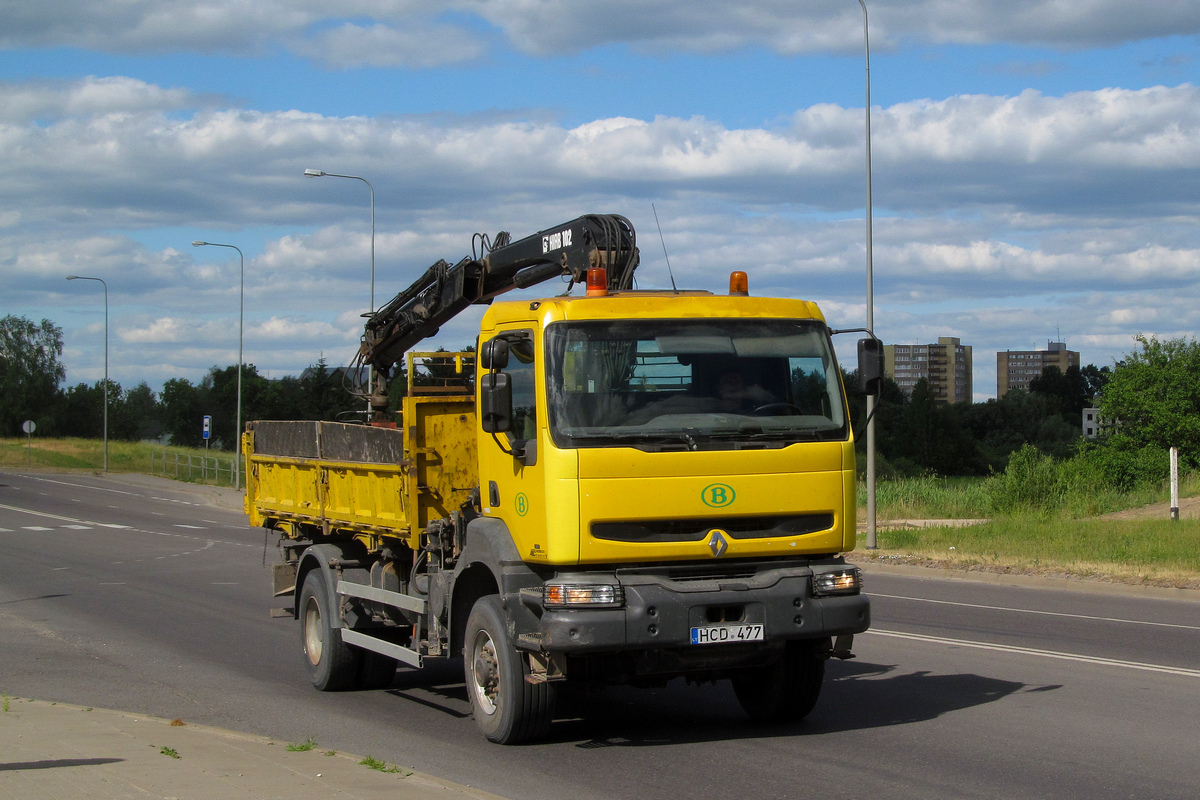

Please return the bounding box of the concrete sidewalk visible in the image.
[0,698,506,800]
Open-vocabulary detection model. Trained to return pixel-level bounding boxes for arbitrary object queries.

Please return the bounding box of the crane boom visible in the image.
[355,214,638,416]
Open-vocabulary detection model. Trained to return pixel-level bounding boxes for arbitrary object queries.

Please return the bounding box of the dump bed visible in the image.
[244,395,477,551]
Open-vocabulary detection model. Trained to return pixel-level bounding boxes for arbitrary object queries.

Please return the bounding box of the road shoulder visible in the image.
[0,698,507,800]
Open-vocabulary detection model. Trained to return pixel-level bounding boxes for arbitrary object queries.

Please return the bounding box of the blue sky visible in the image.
[2,1,1198,402]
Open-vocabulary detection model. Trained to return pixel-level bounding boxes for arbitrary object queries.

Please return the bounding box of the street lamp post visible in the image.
[65,275,109,472]
[192,240,244,491]
[304,168,376,419]
[856,0,878,550]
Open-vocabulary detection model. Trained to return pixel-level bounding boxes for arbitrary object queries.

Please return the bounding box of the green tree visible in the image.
[1030,364,1106,420]
[960,389,1057,472]
[208,363,269,450]
[257,375,307,421]
[299,357,349,420]
[111,382,160,441]
[1100,335,1200,464]
[1080,364,1111,404]
[55,381,105,438]
[0,316,66,435]
[160,377,208,448]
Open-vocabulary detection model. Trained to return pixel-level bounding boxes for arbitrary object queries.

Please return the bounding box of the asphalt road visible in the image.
[2,470,1199,800]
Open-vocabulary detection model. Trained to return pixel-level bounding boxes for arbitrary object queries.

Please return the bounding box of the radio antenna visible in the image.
[652,203,678,292]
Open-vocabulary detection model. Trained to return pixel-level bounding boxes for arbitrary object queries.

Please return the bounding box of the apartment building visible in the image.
[884,337,973,405]
[997,341,1080,397]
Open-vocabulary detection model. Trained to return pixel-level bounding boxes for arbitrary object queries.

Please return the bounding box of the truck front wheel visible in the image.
[299,569,359,691]
[732,638,826,722]
[464,595,555,744]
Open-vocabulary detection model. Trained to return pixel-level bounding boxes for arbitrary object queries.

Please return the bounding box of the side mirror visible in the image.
[480,339,509,370]
[858,338,885,396]
[479,372,513,433]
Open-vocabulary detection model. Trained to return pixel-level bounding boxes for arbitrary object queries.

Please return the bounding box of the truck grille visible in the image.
[591,513,834,543]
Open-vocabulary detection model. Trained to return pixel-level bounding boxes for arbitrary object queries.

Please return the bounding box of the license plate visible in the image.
[690,623,764,644]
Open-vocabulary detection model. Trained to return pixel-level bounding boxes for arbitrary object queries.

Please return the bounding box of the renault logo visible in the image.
[708,530,728,558]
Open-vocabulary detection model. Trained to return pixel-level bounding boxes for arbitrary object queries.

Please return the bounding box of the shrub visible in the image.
[1077,437,1170,492]
[987,444,1068,513]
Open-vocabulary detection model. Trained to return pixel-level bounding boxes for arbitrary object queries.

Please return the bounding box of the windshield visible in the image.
[545,319,848,450]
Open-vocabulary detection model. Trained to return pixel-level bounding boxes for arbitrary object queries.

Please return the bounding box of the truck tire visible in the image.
[299,569,360,691]
[464,595,555,744]
[732,639,826,722]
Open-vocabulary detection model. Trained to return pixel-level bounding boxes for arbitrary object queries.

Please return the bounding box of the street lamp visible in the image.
[65,275,108,472]
[305,168,375,418]
[856,0,879,549]
[192,240,244,491]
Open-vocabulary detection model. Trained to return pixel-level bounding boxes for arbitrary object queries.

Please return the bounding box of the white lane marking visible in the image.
[0,502,257,549]
[174,524,206,529]
[62,525,93,530]
[24,475,141,497]
[22,526,54,531]
[868,629,1200,678]
[0,503,100,525]
[871,592,1200,632]
[0,527,12,532]
[21,475,213,510]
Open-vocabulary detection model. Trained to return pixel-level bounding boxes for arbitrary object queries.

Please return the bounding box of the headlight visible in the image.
[543,583,625,608]
[811,568,862,597]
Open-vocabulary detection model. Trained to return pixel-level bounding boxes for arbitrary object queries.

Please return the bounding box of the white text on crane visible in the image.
[542,228,572,253]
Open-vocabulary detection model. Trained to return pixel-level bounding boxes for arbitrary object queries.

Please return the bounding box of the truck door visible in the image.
[479,329,548,562]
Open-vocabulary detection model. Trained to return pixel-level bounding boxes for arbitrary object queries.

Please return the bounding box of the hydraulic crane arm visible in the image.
[354,214,638,415]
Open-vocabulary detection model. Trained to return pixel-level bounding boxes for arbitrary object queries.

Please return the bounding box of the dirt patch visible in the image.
[1099,494,1200,521]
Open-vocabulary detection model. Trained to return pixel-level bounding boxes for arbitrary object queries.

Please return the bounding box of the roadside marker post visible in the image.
[22,420,35,464]
[1170,447,1179,522]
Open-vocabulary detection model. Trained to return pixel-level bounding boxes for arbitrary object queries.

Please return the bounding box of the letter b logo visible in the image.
[701,483,736,508]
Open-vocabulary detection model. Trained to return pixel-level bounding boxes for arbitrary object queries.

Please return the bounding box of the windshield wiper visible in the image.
[563,429,701,450]
[703,427,829,442]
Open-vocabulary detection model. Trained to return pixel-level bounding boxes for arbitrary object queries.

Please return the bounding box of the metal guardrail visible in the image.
[149,449,237,486]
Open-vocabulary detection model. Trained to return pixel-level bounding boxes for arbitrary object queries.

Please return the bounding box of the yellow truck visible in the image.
[245,215,880,743]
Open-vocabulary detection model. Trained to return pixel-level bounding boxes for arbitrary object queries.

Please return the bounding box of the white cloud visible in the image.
[295,22,486,69]
[468,1,1200,54]
[122,317,187,344]
[0,76,199,123]
[1,1,1195,61]
[3,80,1197,240]
[252,316,345,341]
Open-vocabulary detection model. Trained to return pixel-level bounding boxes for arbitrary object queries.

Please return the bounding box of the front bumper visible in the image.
[527,560,870,654]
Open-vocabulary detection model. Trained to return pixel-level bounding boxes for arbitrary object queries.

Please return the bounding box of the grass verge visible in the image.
[854,516,1200,589]
[0,437,238,488]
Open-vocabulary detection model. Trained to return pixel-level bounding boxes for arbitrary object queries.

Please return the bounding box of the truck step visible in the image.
[341,629,423,668]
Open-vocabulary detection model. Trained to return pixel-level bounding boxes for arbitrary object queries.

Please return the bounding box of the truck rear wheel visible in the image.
[732,639,826,722]
[464,595,555,744]
[299,569,360,691]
